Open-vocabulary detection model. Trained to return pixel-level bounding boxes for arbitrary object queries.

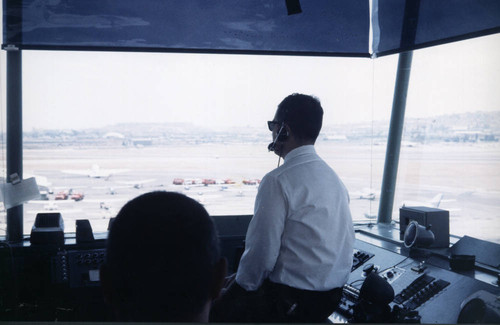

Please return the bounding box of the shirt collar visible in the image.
[283,145,316,163]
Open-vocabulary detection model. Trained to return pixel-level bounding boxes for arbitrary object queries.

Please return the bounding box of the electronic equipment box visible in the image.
[400,206,449,248]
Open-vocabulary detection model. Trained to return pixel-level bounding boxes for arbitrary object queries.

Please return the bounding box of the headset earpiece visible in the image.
[278,124,289,141]
[268,122,288,152]
[278,130,288,141]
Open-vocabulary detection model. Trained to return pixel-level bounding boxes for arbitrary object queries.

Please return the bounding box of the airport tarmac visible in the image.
[1,141,499,243]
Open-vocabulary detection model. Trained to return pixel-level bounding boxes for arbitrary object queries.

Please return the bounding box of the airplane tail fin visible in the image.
[431,193,444,207]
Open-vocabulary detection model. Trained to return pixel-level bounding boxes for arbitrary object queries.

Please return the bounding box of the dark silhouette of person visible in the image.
[211,93,354,322]
[100,191,227,322]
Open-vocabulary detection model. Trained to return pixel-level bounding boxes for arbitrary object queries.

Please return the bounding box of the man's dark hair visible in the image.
[277,93,324,142]
[103,191,220,321]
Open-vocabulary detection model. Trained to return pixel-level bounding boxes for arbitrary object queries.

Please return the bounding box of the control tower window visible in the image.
[0,34,498,244]
[395,34,500,244]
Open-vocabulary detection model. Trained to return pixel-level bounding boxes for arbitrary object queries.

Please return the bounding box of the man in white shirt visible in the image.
[211,93,354,322]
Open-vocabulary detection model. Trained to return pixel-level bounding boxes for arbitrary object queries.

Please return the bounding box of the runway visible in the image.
[1,141,499,243]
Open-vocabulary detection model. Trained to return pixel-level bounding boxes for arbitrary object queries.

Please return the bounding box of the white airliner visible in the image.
[24,173,53,193]
[92,179,156,194]
[350,188,379,201]
[401,193,444,208]
[116,178,156,189]
[25,199,83,215]
[27,198,73,207]
[62,164,129,179]
[359,194,457,221]
[400,193,460,214]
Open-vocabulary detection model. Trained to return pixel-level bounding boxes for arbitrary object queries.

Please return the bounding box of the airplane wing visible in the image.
[62,169,93,176]
[24,173,52,188]
[401,193,445,208]
[62,164,130,178]
[26,208,84,214]
[349,188,379,200]
[117,178,156,186]
[83,198,129,203]
[27,200,73,204]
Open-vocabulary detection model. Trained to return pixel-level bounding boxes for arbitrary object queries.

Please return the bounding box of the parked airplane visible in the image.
[116,178,156,189]
[62,164,129,179]
[25,198,82,214]
[401,193,444,208]
[24,173,53,194]
[350,188,379,201]
[91,186,118,195]
[43,201,59,211]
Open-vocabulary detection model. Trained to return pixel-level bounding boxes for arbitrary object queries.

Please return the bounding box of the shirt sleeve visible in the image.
[235,174,287,291]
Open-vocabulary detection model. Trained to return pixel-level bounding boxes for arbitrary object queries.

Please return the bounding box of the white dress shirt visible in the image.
[236,145,354,291]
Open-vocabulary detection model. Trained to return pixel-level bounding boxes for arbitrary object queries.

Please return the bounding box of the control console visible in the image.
[351,248,374,272]
[52,249,106,288]
[331,240,500,323]
[394,274,450,310]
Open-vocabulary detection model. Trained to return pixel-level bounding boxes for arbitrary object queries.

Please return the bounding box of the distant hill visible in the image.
[23,111,500,147]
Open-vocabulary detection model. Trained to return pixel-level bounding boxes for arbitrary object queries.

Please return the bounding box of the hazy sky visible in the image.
[2,33,500,131]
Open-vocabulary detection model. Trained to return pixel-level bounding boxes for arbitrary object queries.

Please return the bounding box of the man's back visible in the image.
[237,145,354,291]
[266,145,354,290]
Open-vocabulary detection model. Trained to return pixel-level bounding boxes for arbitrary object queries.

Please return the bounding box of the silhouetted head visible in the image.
[101,191,226,322]
[269,93,324,157]
[276,93,323,143]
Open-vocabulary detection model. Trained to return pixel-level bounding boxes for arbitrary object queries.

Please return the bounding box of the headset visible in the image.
[268,122,289,152]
